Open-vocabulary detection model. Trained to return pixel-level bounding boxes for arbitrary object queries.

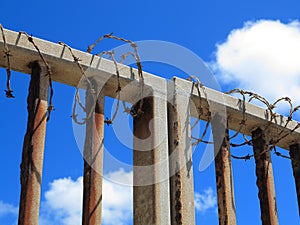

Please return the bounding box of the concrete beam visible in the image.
[0,28,300,150]
[167,80,196,225]
[0,28,164,103]
[133,91,171,224]
[173,78,300,150]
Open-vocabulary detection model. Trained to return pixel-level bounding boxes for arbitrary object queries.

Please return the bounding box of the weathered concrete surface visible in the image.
[82,91,105,225]
[133,93,171,225]
[0,28,299,150]
[167,79,196,225]
[252,128,278,225]
[18,61,49,225]
[171,78,300,151]
[212,118,236,225]
[289,143,300,216]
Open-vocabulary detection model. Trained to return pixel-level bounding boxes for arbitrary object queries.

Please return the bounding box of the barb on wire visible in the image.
[88,33,144,82]
[272,97,294,138]
[88,33,145,118]
[191,136,213,145]
[19,31,54,121]
[122,100,131,114]
[225,89,247,139]
[86,32,113,53]
[0,24,14,98]
[58,41,96,125]
[96,51,121,125]
[231,153,253,161]
[230,134,253,148]
[271,122,300,148]
[273,146,291,159]
[186,75,212,146]
[223,88,300,162]
[273,146,300,165]
[230,140,252,147]
[246,91,280,127]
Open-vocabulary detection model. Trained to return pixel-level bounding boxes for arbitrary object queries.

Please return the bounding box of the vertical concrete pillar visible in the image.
[82,92,105,225]
[212,114,236,225]
[133,91,171,225]
[289,143,300,215]
[18,61,49,225]
[252,128,278,225]
[167,79,196,225]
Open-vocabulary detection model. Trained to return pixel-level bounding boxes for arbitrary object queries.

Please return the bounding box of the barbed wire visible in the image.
[58,41,96,125]
[19,31,54,121]
[186,75,213,146]
[181,76,300,164]
[224,89,300,163]
[59,34,145,126]
[96,50,121,125]
[0,25,299,164]
[88,33,145,119]
[0,24,14,98]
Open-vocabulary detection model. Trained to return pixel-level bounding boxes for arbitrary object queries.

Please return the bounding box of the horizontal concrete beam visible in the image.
[1,28,299,150]
[172,77,300,150]
[0,28,164,102]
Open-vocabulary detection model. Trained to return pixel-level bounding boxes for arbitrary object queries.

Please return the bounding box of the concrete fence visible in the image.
[0,28,299,225]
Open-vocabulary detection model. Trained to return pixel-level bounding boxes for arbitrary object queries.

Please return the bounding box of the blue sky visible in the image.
[1,0,300,225]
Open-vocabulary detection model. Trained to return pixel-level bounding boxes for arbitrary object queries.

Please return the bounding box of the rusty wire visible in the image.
[59,34,145,126]
[185,75,213,146]
[88,33,145,119]
[1,27,299,163]
[58,41,97,125]
[19,31,54,121]
[0,24,14,98]
[96,50,121,125]
[225,88,300,162]
[225,89,247,140]
[185,81,300,163]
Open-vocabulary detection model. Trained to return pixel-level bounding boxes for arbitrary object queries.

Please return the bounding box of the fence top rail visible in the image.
[0,27,299,150]
[171,77,300,150]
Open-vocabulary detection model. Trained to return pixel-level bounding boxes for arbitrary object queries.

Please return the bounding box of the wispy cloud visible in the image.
[0,201,18,225]
[0,201,18,217]
[194,187,217,213]
[212,19,300,108]
[2,180,216,224]
[40,168,133,225]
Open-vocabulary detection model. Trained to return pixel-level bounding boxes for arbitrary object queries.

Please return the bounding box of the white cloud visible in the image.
[194,187,217,213]
[213,20,300,107]
[40,168,133,225]
[40,176,83,225]
[0,201,18,217]
[102,169,133,225]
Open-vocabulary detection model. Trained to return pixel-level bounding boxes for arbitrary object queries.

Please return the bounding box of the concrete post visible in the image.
[211,115,237,225]
[289,143,300,215]
[252,128,278,225]
[82,92,105,225]
[18,61,49,225]
[133,93,171,225]
[167,79,196,225]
